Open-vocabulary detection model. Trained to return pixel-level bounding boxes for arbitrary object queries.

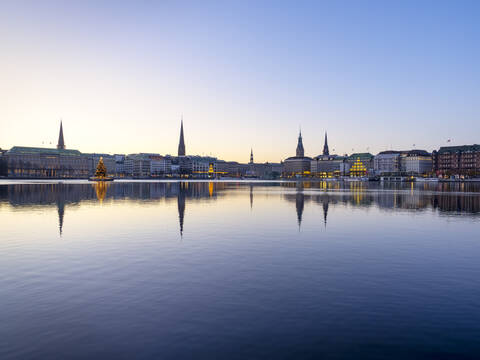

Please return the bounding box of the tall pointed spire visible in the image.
[323,132,329,156]
[57,120,65,150]
[178,116,186,156]
[249,148,254,164]
[296,129,304,157]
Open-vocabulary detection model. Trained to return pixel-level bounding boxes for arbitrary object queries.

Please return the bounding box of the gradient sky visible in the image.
[1,0,479,162]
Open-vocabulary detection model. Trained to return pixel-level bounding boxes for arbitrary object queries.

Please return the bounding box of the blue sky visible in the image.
[1,0,479,162]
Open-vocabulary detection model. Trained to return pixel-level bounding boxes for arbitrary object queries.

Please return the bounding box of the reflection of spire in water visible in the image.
[208,182,214,197]
[250,184,253,210]
[323,200,329,228]
[57,199,65,236]
[296,191,304,230]
[178,183,186,237]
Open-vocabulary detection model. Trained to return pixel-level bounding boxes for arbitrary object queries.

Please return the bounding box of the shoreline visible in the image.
[2,177,480,183]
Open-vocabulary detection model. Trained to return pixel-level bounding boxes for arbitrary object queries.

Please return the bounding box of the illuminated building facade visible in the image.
[349,158,368,177]
[347,153,374,176]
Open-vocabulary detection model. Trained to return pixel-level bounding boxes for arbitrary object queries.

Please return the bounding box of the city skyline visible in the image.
[1,1,479,162]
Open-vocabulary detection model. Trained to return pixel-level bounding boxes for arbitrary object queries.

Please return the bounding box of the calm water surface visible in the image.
[1,180,480,359]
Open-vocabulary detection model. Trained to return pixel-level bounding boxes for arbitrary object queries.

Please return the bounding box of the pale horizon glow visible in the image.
[0,1,479,162]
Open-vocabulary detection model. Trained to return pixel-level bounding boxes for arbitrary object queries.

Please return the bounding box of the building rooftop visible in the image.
[377,149,430,156]
[313,154,346,161]
[347,153,373,160]
[7,146,83,156]
[404,149,431,156]
[285,156,313,161]
[437,144,480,153]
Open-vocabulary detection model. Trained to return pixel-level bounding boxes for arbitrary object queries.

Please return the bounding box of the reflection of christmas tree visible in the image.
[95,157,108,178]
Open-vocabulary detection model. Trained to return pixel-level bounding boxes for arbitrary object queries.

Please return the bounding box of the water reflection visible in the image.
[178,183,186,237]
[94,182,108,203]
[2,180,480,359]
[323,200,329,228]
[1,181,479,236]
[57,198,65,236]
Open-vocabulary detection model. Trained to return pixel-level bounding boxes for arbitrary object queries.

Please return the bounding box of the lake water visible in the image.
[1,180,480,359]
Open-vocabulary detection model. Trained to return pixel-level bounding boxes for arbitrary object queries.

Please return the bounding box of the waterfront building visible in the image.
[347,153,374,176]
[150,155,171,176]
[433,144,480,177]
[374,151,402,175]
[374,150,432,176]
[5,146,89,178]
[401,150,433,175]
[114,154,125,176]
[216,160,249,177]
[190,156,217,178]
[250,162,283,179]
[124,154,151,178]
[310,133,347,177]
[283,131,312,177]
[178,156,192,176]
[349,158,368,177]
[0,148,7,176]
[311,155,347,178]
[260,162,283,179]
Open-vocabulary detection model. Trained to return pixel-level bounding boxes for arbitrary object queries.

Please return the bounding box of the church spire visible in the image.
[323,132,329,155]
[178,116,186,156]
[296,129,304,157]
[57,120,65,150]
[249,148,254,164]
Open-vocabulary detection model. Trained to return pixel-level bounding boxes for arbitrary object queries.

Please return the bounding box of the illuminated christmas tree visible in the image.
[95,157,108,178]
